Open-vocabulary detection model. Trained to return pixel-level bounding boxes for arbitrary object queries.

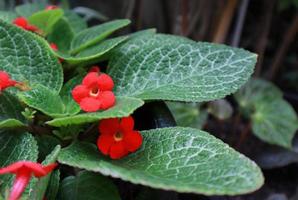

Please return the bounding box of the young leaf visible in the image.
[108,34,257,102]
[58,127,264,195]
[29,145,61,200]
[28,9,64,35]
[252,99,298,148]
[0,21,63,92]
[0,92,26,128]
[64,10,87,33]
[70,19,130,54]
[15,2,46,17]
[47,97,144,127]
[0,11,17,22]
[56,36,128,65]
[0,131,38,195]
[58,171,120,200]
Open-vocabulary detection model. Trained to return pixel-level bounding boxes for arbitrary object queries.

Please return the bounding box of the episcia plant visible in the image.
[0,3,264,200]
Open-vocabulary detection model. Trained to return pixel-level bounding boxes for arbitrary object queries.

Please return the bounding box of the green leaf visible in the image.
[58,127,264,195]
[18,85,65,118]
[58,171,120,200]
[29,145,61,200]
[36,135,61,160]
[45,170,60,200]
[47,97,144,127]
[28,9,64,35]
[47,18,74,52]
[15,2,46,17]
[64,10,87,33]
[0,11,17,22]
[0,21,63,92]
[108,34,257,102]
[252,99,298,148]
[0,131,38,195]
[0,92,26,128]
[235,78,283,109]
[57,36,128,65]
[70,19,130,54]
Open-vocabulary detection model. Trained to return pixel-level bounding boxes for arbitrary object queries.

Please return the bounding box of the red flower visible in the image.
[89,66,101,73]
[97,116,143,159]
[13,17,38,32]
[0,161,57,200]
[45,5,59,10]
[72,71,116,112]
[0,71,18,92]
[50,43,58,51]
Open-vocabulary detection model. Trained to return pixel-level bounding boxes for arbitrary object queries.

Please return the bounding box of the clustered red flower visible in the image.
[0,161,57,200]
[13,17,38,32]
[97,116,143,159]
[72,67,116,112]
[0,71,18,92]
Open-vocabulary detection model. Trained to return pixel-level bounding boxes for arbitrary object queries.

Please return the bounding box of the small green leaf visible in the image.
[0,92,26,128]
[252,99,298,148]
[18,85,65,118]
[47,18,74,52]
[57,36,128,65]
[70,19,130,54]
[29,145,61,200]
[0,21,63,92]
[28,9,64,35]
[45,170,60,200]
[108,34,256,102]
[47,97,144,127]
[58,127,264,195]
[15,2,46,17]
[64,10,87,33]
[58,171,120,200]
[0,11,17,22]
[0,131,38,196]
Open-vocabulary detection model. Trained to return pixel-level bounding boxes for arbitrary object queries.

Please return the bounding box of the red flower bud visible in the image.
[13,17,38,32]
[0,71,18,92]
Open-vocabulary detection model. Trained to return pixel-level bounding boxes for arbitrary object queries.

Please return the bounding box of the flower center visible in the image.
[89,87,100,97]
[113,132,123,141]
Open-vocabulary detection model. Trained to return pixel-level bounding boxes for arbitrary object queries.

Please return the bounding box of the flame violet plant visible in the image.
[0,2,264,200]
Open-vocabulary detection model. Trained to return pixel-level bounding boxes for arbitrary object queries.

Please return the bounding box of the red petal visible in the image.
[9,170,31,200]
[109,142,129,159]
[120,116,134,133]
[98,91,116,110]
[0,161,24,175]
[99,118,119,135]
[124,131,143,152]
[13,17,28,29]
[82,72,99,88]
[26,25,38,32]
[97,134,114,155]
[97,74,114,91]
[23,162,46,177]
[72,85,89,103]
[50,43,58,51]
[37,163,57,178]
[89,66,100,73]
[79,97,101,112]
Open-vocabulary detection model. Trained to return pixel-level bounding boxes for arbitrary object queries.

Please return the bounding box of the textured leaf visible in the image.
[64,10,87,33]
[36,135,61,160]
[29,145,61,200]
[70,19,130,54]
[57,36,127,65]
[47,97,144,127]
[0,92,26,128]
[15,2,46,17]
[47,18,74,52]
[18,85,65,118]
[45,170,60,200]
[108,34,256,102]
[0,11,17,22]
[58,171,120,200]
[28,9,64,35]
[252,99,298,148]
[0,131,38,195]
[58,127,264,195]
[0,21,63,92]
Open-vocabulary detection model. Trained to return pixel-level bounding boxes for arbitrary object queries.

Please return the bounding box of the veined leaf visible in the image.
[64,10,87,33]
[0,21,63,92]
[58,127,264,195]
[47,97,144,127]
[45,170,60,200]
[70,19,130,54]
[108,34,257,102]
[0,11,17,22]
[58,171,120,200]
